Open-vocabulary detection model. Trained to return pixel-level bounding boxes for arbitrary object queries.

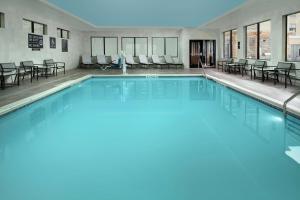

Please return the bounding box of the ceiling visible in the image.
[46,0,246,28]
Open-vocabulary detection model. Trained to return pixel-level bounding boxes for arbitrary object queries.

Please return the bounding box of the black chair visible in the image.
[20,61,35,82]
[0,63,19,89]
[226,59,248,74]
[265,62,300,88]
[252,60,267,81]
[220,58,234,72]
[44,59,65,76]
[21,61,47,81]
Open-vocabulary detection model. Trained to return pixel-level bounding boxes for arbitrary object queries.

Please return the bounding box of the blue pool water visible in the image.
[0,77,300,200]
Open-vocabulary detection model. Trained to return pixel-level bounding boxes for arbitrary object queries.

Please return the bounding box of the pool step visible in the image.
[286,117,300,137]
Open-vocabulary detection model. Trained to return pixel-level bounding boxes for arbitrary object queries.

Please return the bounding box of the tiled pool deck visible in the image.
[0,68,299,117]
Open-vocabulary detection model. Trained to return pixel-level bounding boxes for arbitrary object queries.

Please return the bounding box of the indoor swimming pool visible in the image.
[0,77,300,200]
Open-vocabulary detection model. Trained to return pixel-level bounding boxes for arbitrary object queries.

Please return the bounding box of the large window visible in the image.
[0,12,5,28]
[286,12,300,62]
[23,19,47,35]
[246,21,271,60]
[121,37,148,56]
[91,37,118,56]
[152,37,178,57]
[232,30,238,58]
[223,30,237,58]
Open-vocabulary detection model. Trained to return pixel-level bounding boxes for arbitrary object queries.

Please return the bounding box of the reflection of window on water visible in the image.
[189,80,216,101]
[284,116,300,164]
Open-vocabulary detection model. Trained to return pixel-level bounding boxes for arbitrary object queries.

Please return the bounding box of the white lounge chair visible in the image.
[97,55,110,66]
[126,55,139,68]
[139,55,153,69]
[152,55,167,69]
[81,55,93,68]
[164,55,183,69]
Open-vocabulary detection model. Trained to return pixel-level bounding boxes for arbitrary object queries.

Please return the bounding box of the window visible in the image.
[223,30,238,58]
[223,31,231,58]
[0,12,5,28]
[246,21,271,59]
[91,37,118,56]
[286,12,300,62]
[165,38,178,57]
[152,37,178,57]
[23,19,47,35]
[259,21,271,60]
[57,28,70,39]
[105,38,118,56]
[122,38,134,56]
[121,37,148,56]
[232,30,238,58]
[246,24,258,59]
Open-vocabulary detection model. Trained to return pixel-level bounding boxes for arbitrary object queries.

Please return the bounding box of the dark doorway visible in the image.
[189,40,216,68]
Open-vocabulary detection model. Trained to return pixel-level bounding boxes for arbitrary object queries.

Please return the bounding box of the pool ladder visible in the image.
[283,90,300,116]
[198,57,207,79]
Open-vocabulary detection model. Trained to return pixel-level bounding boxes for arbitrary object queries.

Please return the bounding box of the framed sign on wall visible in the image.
[50,37,56,49]
[28,33,43,50]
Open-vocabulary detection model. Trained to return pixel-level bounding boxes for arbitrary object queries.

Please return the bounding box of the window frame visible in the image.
[0,12,5,28]
[23,18,47,35]
[152,37,178,57]
[90,36,119,57]
[57,28,70,39]
[285,11,300,62]
[245,20,271,60]
[223,29,237,59]
[121,37,148,57]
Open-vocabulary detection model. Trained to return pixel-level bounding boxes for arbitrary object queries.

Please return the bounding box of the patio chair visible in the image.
[252,60,267,81]
[264,62,299,88]
[20,61,36,82]
[152,55,167,69]
[126,55,139,69]
[139,55,153,69]
[81,55,93,68]
[44,59,65,76]
[0,63,19,89]
[227,59,248,74]
[20,61,46,81]
[218,58,233,71]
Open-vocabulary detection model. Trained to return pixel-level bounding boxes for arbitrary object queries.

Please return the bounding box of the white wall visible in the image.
[0,0,90,70]
[203,0,300,75]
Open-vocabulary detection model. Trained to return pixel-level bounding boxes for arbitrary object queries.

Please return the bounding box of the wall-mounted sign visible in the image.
[238,41,241,49]
[28,33,43,49]
[50,37,56,49]
[62,39,68,52]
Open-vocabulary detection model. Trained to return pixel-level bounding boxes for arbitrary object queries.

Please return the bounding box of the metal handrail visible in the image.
[283,90,300,116]
[198,57,207,79]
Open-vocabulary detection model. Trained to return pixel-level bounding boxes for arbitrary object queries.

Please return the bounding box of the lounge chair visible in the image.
[81,55,93,68]
[252,60,267,81]
[126,55,139,69]
[20,61,36,82]
[44,59,65,76]
[264,62,299,88]
[164,55,183,69]
[97,55,110,67]
[152,55,167,69]
[0,63,19,89]
[139,55,153,69]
